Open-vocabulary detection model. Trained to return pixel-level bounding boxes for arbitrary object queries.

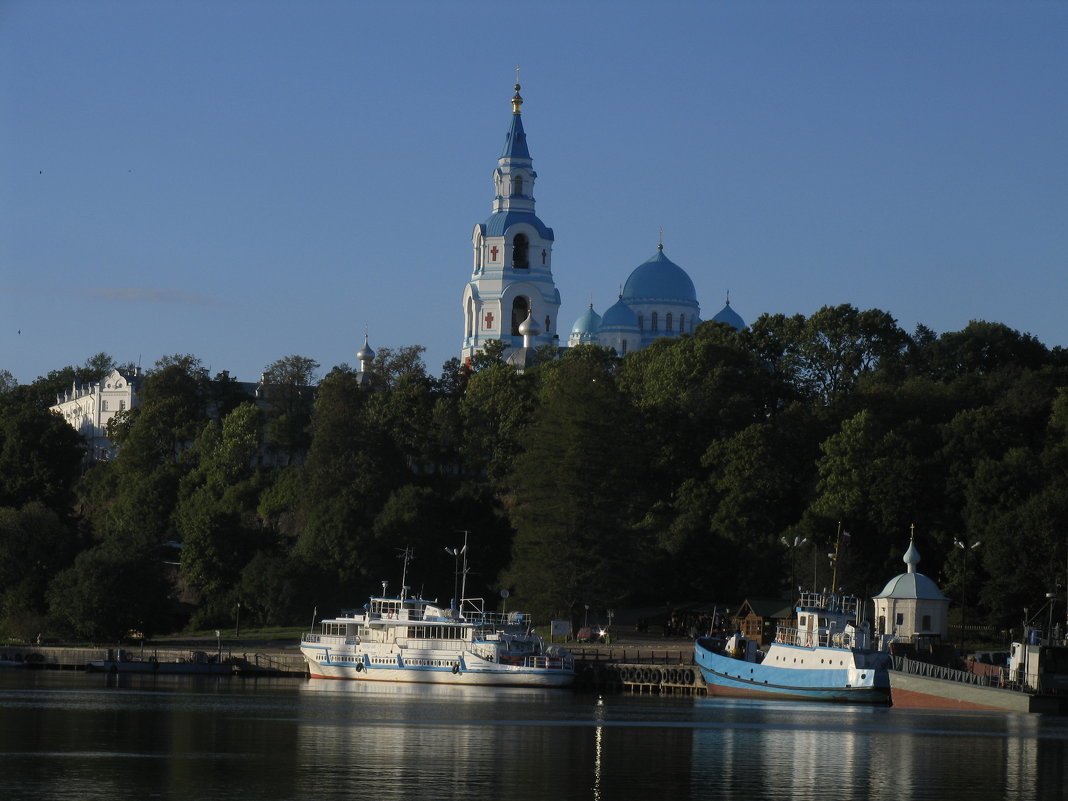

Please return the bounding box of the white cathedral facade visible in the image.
[461,82,745,366]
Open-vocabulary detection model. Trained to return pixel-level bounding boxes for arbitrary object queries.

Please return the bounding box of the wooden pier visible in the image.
[569,645,706,696]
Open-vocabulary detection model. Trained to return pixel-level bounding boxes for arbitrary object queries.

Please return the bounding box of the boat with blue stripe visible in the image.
[695,591,891,704]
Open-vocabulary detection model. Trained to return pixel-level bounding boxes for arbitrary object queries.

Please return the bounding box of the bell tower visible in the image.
[461,77,561,364]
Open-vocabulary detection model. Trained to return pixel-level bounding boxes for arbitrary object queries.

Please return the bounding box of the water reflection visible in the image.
[2,672,1066,801]
[689,700,1068,801]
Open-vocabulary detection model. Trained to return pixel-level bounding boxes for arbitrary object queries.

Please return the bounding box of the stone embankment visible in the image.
[3,636,705,693]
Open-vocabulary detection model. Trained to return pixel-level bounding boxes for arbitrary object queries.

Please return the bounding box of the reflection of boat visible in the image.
[300,551,574,688]
[695,591,891,704]
[86,649,234,675]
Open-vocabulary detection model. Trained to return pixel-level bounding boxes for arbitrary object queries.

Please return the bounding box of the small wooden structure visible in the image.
[732,598,794,647]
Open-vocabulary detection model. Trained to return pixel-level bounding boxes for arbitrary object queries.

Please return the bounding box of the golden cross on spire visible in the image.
[658,226,664,249]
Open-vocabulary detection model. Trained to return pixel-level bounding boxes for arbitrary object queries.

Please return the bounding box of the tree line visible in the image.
[1,304,1066,643]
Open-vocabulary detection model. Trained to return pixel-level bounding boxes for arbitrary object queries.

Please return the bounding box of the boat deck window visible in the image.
[404,625,468,640]
[323,623,359,637]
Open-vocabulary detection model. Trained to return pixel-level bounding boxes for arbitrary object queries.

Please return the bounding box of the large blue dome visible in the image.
[621,248,697,302]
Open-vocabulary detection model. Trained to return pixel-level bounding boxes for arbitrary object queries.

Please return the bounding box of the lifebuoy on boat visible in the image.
[387,610,395,619]
[452,663,460,675]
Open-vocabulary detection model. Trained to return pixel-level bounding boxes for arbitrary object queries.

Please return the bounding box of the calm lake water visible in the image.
[1,670,1066,801]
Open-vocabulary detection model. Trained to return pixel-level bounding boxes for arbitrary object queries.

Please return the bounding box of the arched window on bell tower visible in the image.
[512,234,529,269]
[512,175,524,196]
[666,313,673,333]
[511,296,530,336]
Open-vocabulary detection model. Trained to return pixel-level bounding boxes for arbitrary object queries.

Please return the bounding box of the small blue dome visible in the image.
[621,248,697,302]
[712,299,745,330]
[600,298,640,330]
[571,305,602,336]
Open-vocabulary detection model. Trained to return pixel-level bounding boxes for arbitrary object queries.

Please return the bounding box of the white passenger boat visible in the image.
[300,556,574,688]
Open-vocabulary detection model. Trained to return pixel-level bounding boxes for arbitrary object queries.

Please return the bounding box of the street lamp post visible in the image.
[954,539,981,653]
[780,536,809,596]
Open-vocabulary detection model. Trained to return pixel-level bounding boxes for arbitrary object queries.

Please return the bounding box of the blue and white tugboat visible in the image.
[300,549,575,688]
[695,590,891,703]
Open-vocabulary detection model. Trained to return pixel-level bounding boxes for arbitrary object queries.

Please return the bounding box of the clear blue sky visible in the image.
[3,0,1066,385]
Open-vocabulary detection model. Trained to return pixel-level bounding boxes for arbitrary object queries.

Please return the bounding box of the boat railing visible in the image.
[773,627,829,648]
[527,653,574,670]
[892,654,1016,690]
[462,610,531,627]
[797,591,860,617]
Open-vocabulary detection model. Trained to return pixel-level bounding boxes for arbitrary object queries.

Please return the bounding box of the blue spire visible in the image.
[501,83,531,160]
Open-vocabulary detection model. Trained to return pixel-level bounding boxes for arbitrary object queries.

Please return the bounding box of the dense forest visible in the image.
[2,304,1067,644]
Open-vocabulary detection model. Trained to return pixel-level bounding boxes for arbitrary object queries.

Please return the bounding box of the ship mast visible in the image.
[397,546,414,601]
[830,521,843,596]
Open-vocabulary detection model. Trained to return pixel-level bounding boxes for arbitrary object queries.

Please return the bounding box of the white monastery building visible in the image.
[50,367,142,460]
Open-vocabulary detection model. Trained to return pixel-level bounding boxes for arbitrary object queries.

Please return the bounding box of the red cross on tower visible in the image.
[483,312,494,329]
[490,246,499,261]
